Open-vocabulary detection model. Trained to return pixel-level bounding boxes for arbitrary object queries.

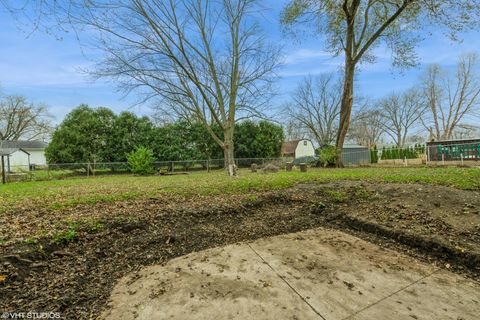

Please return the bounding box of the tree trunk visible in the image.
[223,126,237,177]
[335,64,355,167]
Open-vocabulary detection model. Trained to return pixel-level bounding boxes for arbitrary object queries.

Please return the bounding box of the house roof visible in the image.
[0,140,48,149]
[281,140,301,155]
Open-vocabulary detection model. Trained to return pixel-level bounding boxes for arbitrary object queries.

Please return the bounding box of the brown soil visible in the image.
[1,181,479,319]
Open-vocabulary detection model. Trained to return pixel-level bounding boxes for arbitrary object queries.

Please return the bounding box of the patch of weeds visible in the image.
[52,222,78,244]
[83,219,103,233]
[246,195,258,203]
[24,236,38,245]
[0,236,7,245]
[325,190,348,203]
[311,201,326,214]
[353,186,373,200]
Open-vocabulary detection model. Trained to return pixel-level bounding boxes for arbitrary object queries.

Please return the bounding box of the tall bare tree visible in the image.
[0,95,51,141]
[281,0,480,166]
[377,89,426,147]
[451,124,479,140]
[285,74,341,147]
[283,119,309,142]
[3,0,279,176]
[422,53,480,141]
[348,106,384,148]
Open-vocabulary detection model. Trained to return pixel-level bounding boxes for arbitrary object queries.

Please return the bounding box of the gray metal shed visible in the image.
[341,144,370,165]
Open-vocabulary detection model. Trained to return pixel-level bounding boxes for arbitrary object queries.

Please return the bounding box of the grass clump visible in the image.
[83,219,103,233]
[353,186,373,200]
[52,223,78,244]
[325,190,348,203]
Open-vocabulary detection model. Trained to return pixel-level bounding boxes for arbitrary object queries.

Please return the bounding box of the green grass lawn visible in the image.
[1,166,479,212]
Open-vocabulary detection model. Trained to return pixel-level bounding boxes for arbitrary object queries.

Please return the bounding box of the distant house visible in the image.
[281,139,315,159]
[0,140,48,171]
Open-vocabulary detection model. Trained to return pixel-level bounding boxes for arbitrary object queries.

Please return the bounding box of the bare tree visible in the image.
[0,95,51,141]
[285,74,341,147]
[281,0,480,166]
[422,53,480,141]
[377,89,426,147]
[348,107,384,148]
[3,0,279,176]
[451,124,479,140]
[283,119,309,141]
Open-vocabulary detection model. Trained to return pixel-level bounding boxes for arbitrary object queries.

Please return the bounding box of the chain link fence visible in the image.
[1,143,479,183]
[0,158,295,183]
[426,140,480,163]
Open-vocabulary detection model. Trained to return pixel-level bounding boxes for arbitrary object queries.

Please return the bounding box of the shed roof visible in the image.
[0,148,30,156]
[0,140,48,149]
[281,140,301,155]
[0,148,18,156]
[342,144,368,149]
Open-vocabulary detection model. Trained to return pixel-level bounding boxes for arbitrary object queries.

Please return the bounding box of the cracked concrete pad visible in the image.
[101,228,480,320]
[101,243,319,319]
[351,270,480,320]
[248,229,438,319]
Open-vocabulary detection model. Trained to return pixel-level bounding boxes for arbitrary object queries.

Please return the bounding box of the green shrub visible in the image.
[319,146,337,167]
[127,146,155,175]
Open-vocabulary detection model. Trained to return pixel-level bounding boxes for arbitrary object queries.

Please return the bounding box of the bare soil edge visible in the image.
[317,210,480,274]
[0,185,479,319]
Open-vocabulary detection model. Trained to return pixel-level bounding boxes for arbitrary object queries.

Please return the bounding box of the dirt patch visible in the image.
[1,181,479,319]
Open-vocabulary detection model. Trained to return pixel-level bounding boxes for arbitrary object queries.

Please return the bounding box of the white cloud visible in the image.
[283,48,332,65]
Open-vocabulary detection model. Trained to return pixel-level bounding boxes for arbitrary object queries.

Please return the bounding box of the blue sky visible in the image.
[0,1,479,124]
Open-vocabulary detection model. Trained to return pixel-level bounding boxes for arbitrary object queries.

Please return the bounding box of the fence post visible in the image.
[441,153,445,166]
[207,160,210,173]
[87,163,90,178]
[426,145,429,165]
[171,161,174,173]
[461,153,464,166]
[1,155,6,184]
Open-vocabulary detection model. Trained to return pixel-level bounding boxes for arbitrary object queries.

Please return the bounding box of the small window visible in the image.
[303,141,307,146]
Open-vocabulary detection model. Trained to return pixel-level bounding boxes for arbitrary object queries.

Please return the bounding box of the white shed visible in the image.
[0,140,48,171]
[281,139,316,159]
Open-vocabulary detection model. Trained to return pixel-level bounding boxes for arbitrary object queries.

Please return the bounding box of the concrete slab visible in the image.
[101,228,480,320]
[351,270,480,320]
